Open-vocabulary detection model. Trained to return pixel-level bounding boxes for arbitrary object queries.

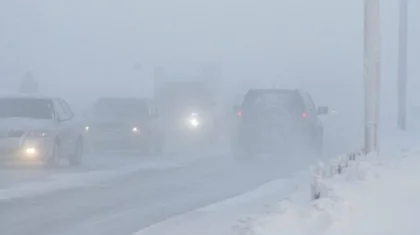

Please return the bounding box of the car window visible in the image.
[242,90,305,116]
[0,98,54,119]
[60,100,74,119]
[53,100,67,120]
[92,98,149,119]
[59,100,74,119]
[307,94,316,110]
[301,92,316,114]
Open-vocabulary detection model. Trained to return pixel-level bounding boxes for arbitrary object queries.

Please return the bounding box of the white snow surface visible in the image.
[131,130,420,235]
[0,161,185,201]
[246,137,420,235]
[0,150,227,201]
[134,173,308,235]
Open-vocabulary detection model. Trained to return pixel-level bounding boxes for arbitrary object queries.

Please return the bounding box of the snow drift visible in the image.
[245,144,420,235]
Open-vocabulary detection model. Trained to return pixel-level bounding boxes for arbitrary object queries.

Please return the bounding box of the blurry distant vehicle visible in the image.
[83,98,164,154]
[0,96,83,166]
[154,81,218,148]
[232,89,328,157]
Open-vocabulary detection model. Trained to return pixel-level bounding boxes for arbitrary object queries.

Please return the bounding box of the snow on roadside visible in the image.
[245,149,420,235]
[134,173,308,235]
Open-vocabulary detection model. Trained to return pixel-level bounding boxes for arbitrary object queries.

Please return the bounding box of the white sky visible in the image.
[0,0,418,121]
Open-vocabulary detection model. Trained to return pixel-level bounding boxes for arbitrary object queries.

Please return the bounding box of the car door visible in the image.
[52,99,70,156]
[53,99,76,156]
[59,99,79,147]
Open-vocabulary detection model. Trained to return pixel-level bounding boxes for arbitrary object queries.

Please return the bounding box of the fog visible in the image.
[0,0,419,144]
[1,1,420,233]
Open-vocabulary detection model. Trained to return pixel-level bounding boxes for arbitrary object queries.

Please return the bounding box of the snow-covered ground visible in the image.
[131,131,420,235]
[134,174,307,235]
[0,150,221,201]
[0,116,370,235]
[241,132,420,235]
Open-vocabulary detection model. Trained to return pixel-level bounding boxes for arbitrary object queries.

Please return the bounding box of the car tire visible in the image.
[69,140,83,167]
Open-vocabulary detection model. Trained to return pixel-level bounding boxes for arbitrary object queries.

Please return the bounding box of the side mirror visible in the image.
[317,106,329,115]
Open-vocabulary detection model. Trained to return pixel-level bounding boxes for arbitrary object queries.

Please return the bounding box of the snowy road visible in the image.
[0,150,311,235]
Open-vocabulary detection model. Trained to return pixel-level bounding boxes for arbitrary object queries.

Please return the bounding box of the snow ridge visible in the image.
[243,146,420,235]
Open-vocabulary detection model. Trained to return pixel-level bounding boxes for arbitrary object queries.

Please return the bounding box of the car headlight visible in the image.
[84,126,90,132]
[25,147,37,155]
[188,118,200,127]
[132,127,139,132]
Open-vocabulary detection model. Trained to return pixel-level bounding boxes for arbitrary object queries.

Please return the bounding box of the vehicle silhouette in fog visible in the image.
[232,89,328,158]
[154,81,218,149]
[0,96,83,166]
[83,98,164,154]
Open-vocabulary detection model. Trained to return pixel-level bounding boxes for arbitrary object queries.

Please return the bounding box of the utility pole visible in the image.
[398,0,408,130]
[364,0,381,153]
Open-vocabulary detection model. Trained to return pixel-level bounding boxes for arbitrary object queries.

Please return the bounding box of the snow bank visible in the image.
[134,174,307,235]
[246,146,420,235]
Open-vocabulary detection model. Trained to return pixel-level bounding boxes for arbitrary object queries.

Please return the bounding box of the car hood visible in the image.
[0,118,54,132]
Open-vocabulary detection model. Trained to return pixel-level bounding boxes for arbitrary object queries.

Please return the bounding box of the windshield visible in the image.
[242,90,304,116]
[0,98,53,119]
[91,99,149,119]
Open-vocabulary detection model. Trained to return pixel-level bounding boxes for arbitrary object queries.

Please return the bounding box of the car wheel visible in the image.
[69,140,82,167]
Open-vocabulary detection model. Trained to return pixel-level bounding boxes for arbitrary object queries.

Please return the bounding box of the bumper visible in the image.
[0,138,53,162]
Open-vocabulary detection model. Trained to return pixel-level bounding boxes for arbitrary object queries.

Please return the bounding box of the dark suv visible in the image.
[232,89,328,157]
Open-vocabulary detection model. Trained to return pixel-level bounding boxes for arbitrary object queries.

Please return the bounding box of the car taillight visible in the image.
[237,111,243,117]
[302,112,308,118]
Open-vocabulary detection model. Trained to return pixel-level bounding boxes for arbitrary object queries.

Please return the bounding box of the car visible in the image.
[0,96,83,166]
[83,97,164,154]
[232,89,328,157]
[154,81,218,148]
